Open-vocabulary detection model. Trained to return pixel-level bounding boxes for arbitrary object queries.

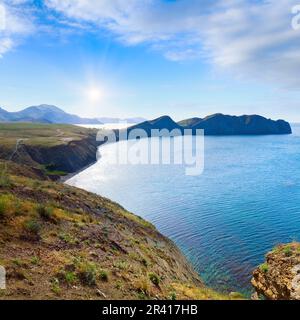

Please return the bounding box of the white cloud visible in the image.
[43,0,300,87]
[0,0,34,56]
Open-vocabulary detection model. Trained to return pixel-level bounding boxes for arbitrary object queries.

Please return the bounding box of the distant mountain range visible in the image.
[0,105,292,135]
[124,114,292,136]
[0,105,146,125]
[0,105,102,124]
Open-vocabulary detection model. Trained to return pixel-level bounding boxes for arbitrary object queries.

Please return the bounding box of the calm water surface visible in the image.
[68,124,300,296]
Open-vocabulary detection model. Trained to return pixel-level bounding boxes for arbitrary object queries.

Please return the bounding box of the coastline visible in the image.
[60,161,97,183]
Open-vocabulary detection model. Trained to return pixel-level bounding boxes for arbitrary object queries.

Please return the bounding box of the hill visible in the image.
[0,105,102,125]
[0,123,99,175]
[178,114,292,135]
[0,123,241,300]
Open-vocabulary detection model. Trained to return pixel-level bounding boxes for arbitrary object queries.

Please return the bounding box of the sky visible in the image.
[1,0,300,121]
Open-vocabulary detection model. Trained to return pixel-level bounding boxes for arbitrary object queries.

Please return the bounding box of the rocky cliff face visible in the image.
[252,243,300,300]
[0,132,99,175]
[23,133,99,173]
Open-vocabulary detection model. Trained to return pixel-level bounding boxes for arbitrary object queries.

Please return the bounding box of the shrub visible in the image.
[37,205,53,220]
[65,272,77,285]
[0,198,7,219]
[30,256,40,265]
[23,219,41,236]
[283,246,293,257]
[148,272,160,286]
[170,292,177,300]
[14,200,23,216]
[51,278,61,295]
[59,233,77,244]
[134,278,149,295]
[78,262,97,286]
[0,172,11,188]
[99,270,108,282]
[141,258,149,267]
[259,263,269,273]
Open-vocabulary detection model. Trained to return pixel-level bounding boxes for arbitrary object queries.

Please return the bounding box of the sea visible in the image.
[67,124,300,296]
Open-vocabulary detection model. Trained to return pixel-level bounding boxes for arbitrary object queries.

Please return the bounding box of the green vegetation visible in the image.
[41,164,67,177]
[148,272,160,286]
[77,262,97,287]
[99,270,109,282]
[0,197,7,219]
[0,123,95,147]
[0,160,240,300]
[37,204,54,220]
[64,272,77,285]
[23,219,41,236]
[259,263,269,273]
[283,246,293,257]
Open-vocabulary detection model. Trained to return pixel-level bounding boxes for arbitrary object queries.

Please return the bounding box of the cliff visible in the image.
[0,123,99,176]
[251,243,300,300]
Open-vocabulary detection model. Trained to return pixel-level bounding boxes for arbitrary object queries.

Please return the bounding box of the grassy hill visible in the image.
[0,123,243,300]
[0,123,96,148]
[0,124,99,175]
[0,161,239,300]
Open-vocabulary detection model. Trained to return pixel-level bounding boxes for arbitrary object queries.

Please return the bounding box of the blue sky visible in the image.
[1,0,300,121]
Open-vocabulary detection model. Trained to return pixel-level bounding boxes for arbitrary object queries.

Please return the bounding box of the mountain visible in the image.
[123,115,182,138]
[98,117,146,124]
[0,105,102,124]
[179,114,292,135]
[126,114,292,136]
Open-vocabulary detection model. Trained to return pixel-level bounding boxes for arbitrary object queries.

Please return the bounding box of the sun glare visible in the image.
[85,86,103,103]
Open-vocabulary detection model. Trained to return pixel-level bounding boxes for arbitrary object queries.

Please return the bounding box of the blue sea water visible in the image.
[67,124,300,296]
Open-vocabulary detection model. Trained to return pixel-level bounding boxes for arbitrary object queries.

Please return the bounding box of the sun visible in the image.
[85,86,103,103]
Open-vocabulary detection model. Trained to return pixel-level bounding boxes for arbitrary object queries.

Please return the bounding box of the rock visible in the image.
[251,243,300,300]
[251,292,259,300]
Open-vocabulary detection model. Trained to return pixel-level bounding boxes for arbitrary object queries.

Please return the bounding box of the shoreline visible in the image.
[60,161,97,183]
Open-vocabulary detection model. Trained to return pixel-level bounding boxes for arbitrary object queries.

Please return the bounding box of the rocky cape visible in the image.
[252,243,300,300]
[121,114,292,137]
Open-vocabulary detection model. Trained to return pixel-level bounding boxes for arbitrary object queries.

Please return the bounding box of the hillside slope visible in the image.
[0,124,241,300]
[0,161,236,300]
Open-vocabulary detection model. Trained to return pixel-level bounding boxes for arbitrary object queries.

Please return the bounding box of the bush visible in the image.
[23,219,41,236]
[0,198,7,219]
[259,263,269,273]
[170,292,177,300]
[283,246,293,257]
[148,272,160,286]
[37,205,53,220]
[65,271,77,285]
[0,172,11,188]
[78,262,97,286]
[99,270,108,282]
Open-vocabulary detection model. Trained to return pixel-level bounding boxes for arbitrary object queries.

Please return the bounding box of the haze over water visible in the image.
[67,125,300,296]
